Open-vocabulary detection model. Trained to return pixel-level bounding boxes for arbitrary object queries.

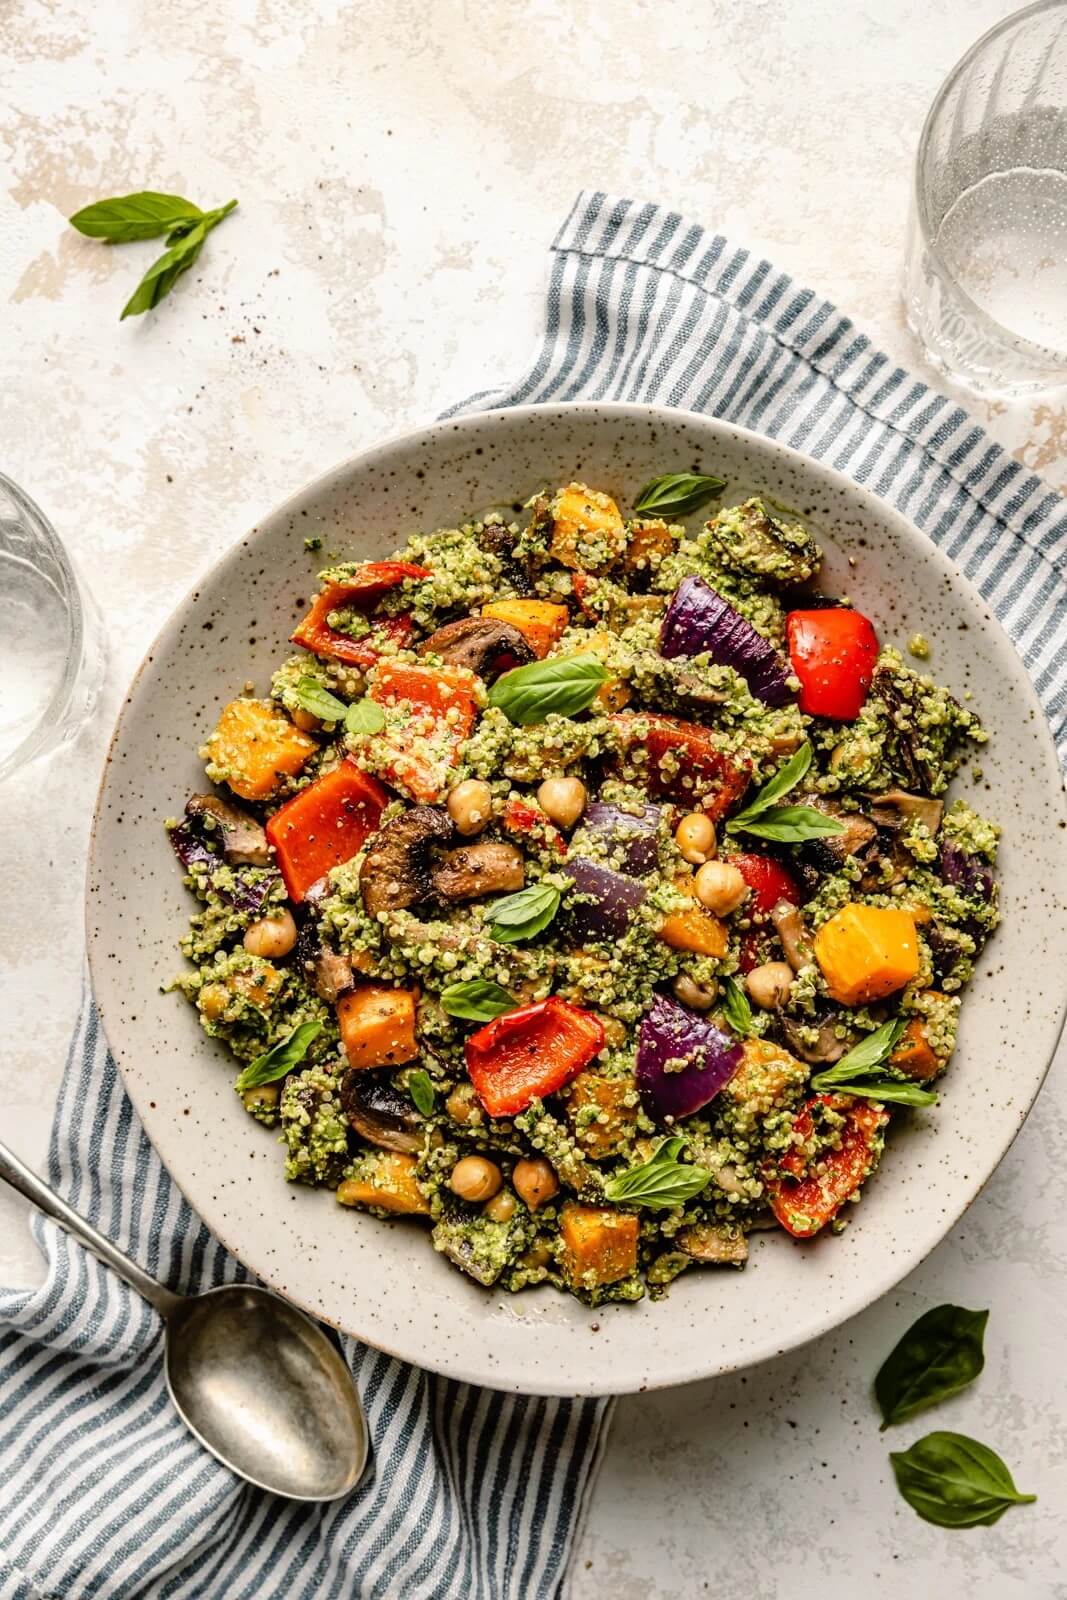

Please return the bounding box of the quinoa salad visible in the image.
[167,476,999,1305]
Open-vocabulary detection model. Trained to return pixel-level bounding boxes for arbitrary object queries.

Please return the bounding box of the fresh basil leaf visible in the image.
[69,190,203,241]
[406,1069,436,1117]
[485,882,561,943]
[440,979,518,1021]
[293,676,347,724]
[876,1305,988,1430]
[488,654,609,726]
[889,1431,1036,1528]
[727,804,846,844]
[632,472,727,519]
[118,199,237,320]
[235,1019,323,1090]
[345,697,387,735]
[603,1135,711,1211]
[720,976,754,1038]
[810,1074,937,1107]
[812,1017,909,1085]
[725,743,817,833]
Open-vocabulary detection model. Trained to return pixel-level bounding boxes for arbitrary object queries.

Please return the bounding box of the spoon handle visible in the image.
[0,1137,182,1319]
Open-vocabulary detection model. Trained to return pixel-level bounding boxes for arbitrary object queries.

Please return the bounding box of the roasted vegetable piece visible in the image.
[184,794,270,864]
[730,852,801,916]
[365,661,478,803]
[891,1002,951,1081]
[337,1151,430,1215]
[802,797,877,872]
[482,598,570,658]
[340,1069,425,1151]
[765,1095,889,1238]
[636,994,743,1121]
[464,997,605,1117]
[574,801,663,877]
[677,1223,748,1265]
[265,760,389,902]
[559,1202,639,1288]
[547,482,627,573]
[501,795,568,856]
[563,1072,639,1158]
[723,1037,808,1118]
[658,878,729,957]
[786,608,879,721]
[337,985,419,1069]
[708,498,820,587]
[418,615,534,680]
[430,841,526,902]
[813,903,920,1005]
[359,805,454,917]
[624,516,676,577]
[610,712,749,818]
[565,857,647,943]
[660,576,793,706]
[291,560,429,666]
[205,699,318,802]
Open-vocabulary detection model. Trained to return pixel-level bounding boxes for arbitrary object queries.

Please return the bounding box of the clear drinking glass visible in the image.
[0,472,106,782]
[904,0,1067,394]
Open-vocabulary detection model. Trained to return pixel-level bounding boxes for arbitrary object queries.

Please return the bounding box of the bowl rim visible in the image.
[87,399,1067,1394]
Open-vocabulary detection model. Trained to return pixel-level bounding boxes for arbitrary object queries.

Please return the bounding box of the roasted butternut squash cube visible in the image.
[337,1152,429,1216]
[723,1038,808,1119]
[624,517,676,576]
[548,483,627,573]
[658,873,728,957]
[560,1203,639,1289]
[813,903,920,1005]
[205,698,317,801]
[337,985,418,1070]
[482,599,569,659]
[563,1072,638,1159]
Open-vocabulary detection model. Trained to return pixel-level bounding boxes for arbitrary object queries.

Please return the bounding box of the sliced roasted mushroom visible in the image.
[677,1223,748,1265]
[430,841,525,902]
[418,616,535,681]
[185,793,270,865]
[869,788,944,837]
[340,1069,424,1153]
[359,806,454,917]
[804,797,877,871]
[770,899,810,971]
[779,1014,852,1065]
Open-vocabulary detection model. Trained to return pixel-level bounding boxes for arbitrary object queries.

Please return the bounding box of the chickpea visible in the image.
[199,981,230,1021]
[446,1083,480,1124]
[536,776,588,831]
[243,907,298,960]
[746,960,794,1009]
[672,973,718,1010]
[675,812,715,865]
[448,778,493,836]
[512,1156,559,1212]
[484,1189,517,1223]
[449,1155,502,1203]
[242,1083,280,1114]
[694,860,748,916]
[291,707,323,733]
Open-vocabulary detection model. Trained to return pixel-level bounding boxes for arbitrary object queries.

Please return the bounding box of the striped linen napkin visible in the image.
[2,188,1065,1600]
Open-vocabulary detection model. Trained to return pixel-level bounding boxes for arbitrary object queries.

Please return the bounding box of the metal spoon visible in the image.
[0,1138,368,1500]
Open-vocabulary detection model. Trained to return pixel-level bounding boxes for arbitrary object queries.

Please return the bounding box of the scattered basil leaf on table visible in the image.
[632,472,727,519]
[69,191,205,241]
[345,698,387,736]
[889,1431,1036,1528]
[235,1019,323,1091]
[725,744,845,844]
[485,883,561,943]
[603,1136,711,1210]
[720,976,754,1038]
[406,1069,436,1117]
[875,1305,989,1430]
[293,677,347,724]
[440,978,518,1021]
[488,654,608,726]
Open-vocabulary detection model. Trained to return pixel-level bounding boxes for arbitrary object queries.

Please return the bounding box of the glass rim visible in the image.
[0,469,87,780]
[913,0,1067,367]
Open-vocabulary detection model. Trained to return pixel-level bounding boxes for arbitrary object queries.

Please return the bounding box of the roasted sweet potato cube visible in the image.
[205,699,317,801]
[338,985,418,1069]
[560,1203,639,1289]
[548,483,627,573]
[723,1038,808,1119]
[482,599,569,659]
[624,517,676,576]
[564,1072,638,1159]
[337,1152,430,1216]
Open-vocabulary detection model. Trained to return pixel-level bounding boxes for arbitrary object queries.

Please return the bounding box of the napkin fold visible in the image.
[2,188,1065,1600]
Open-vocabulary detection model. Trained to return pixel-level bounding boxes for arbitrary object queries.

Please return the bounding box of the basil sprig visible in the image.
[235,1019,322,1091]
[345,698,387,735]
[293,677,347,724]
[889,1431,1036,1528]
[488,654,608,726]
[603,1136,711,1210]
[810,1017,937,1107]
[440,979,518,1021]
[633,473,726,519]
[485,883,561,943]
[406,1069,436,1117]
[70,191,238,319]
[725,744,846,845]
[719,976,754,1038]
[876,1305,988,1430]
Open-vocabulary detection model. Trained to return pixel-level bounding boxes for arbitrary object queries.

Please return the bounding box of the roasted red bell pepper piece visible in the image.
[465,997,605,1117]
[265,759,388,901]
[291,561,429,668]
[731,852,800,916]
[609,712,749,820]
[786,608,879,721]
[364,661,478,803]
[765,1094,889,1238]
[501,796,567,856]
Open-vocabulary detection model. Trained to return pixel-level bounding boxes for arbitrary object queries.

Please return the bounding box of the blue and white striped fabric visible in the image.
[3,188,1065,1600]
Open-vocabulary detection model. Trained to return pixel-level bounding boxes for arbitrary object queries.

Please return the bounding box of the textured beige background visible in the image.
[1,1,1065,1595]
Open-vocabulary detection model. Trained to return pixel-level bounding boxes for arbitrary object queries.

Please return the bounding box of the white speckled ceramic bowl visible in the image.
[87,403,1067,1396]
